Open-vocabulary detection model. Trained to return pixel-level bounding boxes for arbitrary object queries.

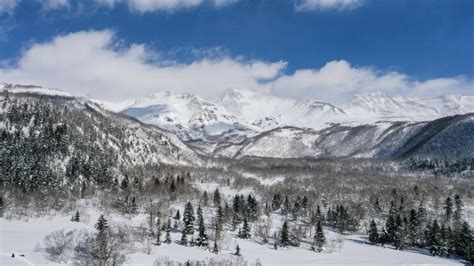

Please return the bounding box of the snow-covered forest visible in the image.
[0,91,473,265]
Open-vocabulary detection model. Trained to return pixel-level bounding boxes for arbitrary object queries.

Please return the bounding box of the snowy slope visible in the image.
[218,88,347,130]
[346,92,474,121]
[211,114,474,160]
[120,91,253,141]
[0,88,202,167]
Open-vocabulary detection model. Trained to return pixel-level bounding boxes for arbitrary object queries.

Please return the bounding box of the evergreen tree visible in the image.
[213,189,221,207]
[95,214,108,263]
[71,210,80,222]
[174,210,181,220]
[455,221,473,263]
[280,221,291,247]
[283,196,291,216]
[155,218,162,246]
[393,215,407,250]
[428,220,442,256]
[183,202,195,235]
[453,194,463,227]
[235,245,241,256]
[180,229,188,246]
[120,175,129,190]
[368,219,379,244]
[196,214,209,247]
[213,241,219,254]
[240,217,251,239]
[444,196,453,223]
[202,191,209,206]
[312,220,326,252]
[386,201,397,242]
[165,229,172,244]
[271,193,282,211]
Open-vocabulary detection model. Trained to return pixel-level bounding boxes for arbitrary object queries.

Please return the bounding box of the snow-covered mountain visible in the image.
[119,88,474,144]
[0,85,202,168]
[346,92,474,121]
[206,113,474,160]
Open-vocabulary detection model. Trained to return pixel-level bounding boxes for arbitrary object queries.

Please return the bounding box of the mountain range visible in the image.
[2,83,473,161]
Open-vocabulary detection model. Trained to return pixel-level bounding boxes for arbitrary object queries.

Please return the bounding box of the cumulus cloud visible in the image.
[40,0,70,10]
[295,0,363,11]
[0,0,20,14]
[271,60,472,103]
[0,30,470,103]
[0,30,285,101]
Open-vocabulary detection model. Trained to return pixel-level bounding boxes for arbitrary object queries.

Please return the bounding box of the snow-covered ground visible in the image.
[0,211,464,265]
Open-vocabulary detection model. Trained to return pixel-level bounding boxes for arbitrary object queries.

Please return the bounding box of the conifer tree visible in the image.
[183,202,195,235]
[120,175,129,190]
[368,219,379,244]
[95,214,108,263]
[213,189,221,207]
[202,191,209,206]
[240,217,251,239]
[165,229,172,244]
[235,245,241,256]
[213,241,219,254]
[180,229,188,246]
[444,196,453,223]
[453,194,463,227]
[312,220,326,252]
[196,214,209,247]
[428,219,442,256]
[271,193,281,211]
[393,215,407,250]
[72,210,80,222]
[455,221,473,262]
[280,221,290,247]
[155,218,162,246]
[174,210,181,220]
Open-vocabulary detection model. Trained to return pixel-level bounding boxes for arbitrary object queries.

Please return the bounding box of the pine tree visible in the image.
[213,189,221,207]
[95,214,108,263]
[180,229,188,246]
[120,175,129,190]
[165,229,172,244]
[71,210,80,222]
[280,221,291,247]
[183,202,195,235]
[283,196,291,216]
[444,196,453,223]
[271,193,281,211]
[428,219,442,256]
[235,245,241,256]
[174,210,181,220]
[196,214,209,247]
[155,219,162,246]
[202,191,209,206]
[368,219,379,244]
[386,201,397,242]
[240,217,251,239]
[393,215,407,250]
[312,220,326,252]
[455,221,473,262]
[213,241,219,254]
[453,194,463,227]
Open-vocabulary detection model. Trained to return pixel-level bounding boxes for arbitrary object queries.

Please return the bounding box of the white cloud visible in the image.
[40,0,70,10]
[0,0,20,14]
[95,0,238,12]
[271,60,472,103]
[0,31,470,103]
[0,30,285,101]
[295,0,363,11]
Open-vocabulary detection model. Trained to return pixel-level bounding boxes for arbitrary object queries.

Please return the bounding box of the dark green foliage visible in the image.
[368,219,379,244]
[280,221,290,247]
[183,202,195,235]
[235,245,241,256]
[312,220,326,252]
[240,217,251,239]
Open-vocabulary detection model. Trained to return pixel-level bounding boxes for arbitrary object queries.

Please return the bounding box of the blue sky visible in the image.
[0,0,472,102]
